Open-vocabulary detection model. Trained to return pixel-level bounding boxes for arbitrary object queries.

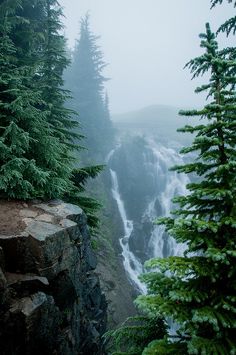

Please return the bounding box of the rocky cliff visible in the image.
[0,200,107,355]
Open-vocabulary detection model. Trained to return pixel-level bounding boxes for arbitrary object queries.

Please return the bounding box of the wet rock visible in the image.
[129,219,153,263]
[86,247,97,270]
[7,292,61,355]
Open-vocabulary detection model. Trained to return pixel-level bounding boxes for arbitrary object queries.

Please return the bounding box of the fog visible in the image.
[60,0,233,114]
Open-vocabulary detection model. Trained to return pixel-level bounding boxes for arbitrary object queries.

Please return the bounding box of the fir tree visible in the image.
[10,0,46,66]
[66,14,114,162]
[105,316,167,355]
[0,0,50,198]
[211,0,236,80]
[0,0,75,198]
[134,23,236,355]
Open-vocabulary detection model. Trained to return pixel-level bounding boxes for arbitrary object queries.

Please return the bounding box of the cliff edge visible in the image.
[0,200,107,355]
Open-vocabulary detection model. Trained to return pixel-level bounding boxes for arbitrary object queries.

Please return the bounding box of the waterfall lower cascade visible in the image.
[110,169,147,294]
[108,137,190,294]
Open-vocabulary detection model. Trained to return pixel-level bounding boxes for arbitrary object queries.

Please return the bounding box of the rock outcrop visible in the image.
[0,200,107,355]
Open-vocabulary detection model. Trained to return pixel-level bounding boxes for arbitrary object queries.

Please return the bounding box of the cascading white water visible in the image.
[144,139,189,259]
[108,137,190,294]
[110,169,147,294]
[142,139,190,335]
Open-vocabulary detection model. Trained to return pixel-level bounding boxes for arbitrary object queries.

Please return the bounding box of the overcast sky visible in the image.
[59,0,234,114]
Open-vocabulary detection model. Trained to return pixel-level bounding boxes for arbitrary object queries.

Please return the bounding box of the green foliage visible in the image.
[211,0,236,35]
[133,23,236,355]
[218,16,236,35]
[142,339,186,355]
[104,315,167,355]
[0,0,77,199]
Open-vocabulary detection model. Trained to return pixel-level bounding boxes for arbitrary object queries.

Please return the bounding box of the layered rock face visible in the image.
[0,201,107,355]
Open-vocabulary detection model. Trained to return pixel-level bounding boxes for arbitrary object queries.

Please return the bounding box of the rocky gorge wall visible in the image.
[0,200,107,355]
[84,171,137,328]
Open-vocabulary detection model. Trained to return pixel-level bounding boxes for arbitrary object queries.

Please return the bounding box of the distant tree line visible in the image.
[106,1,236,354]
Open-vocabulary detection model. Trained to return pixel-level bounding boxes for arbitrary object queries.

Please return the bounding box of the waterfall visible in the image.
[108,137,190,294]
[144,139,189,259]
[110,169,147,294]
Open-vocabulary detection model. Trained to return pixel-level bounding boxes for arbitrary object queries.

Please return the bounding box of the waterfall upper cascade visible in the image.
[108,136,190,293]
[144,139,189,259]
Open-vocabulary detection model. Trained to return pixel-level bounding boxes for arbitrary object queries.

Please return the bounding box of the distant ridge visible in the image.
[112,104,196,144]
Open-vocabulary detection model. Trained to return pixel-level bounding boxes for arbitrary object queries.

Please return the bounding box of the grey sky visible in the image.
[59,0,234,114]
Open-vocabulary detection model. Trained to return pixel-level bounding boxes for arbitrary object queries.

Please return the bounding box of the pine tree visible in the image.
[133,23,236,355]
[66,14,114,162]
[0,0,75,198]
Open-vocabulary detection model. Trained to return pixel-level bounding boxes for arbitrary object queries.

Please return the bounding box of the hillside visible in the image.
[112,105,197,145]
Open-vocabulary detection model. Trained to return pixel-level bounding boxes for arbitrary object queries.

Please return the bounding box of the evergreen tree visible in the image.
[0,0,49,198]
[105,316,167,355]
[133,23,236,355]
[66,14,114,162]
[10,0,46,66]
[0,0,75,198]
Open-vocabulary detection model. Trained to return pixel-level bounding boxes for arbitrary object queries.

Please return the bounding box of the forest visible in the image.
[0,0,235,354]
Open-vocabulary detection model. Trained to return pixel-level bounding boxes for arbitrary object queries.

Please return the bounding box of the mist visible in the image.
[60,0,233,114]
[0,1,235,351]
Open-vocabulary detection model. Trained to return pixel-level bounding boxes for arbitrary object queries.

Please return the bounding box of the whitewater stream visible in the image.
[108,138,190,294]
[144,139,189,259]
[110,169,147,293]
